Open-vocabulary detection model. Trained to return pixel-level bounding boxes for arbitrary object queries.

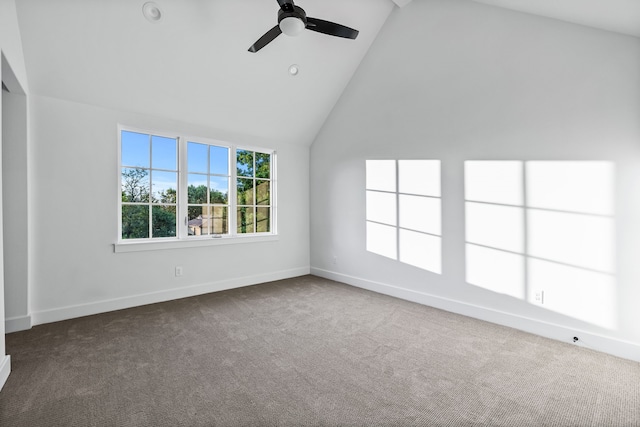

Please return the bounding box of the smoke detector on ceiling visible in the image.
[142,2,163,23]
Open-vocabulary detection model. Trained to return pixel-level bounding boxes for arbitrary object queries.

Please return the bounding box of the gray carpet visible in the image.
[0,275,638,426]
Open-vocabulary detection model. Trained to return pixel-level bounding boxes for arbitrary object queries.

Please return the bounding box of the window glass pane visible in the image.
[237,207,255,233]
[210,176,229,204]
[237,150,254,177]
[256,153,270,179]
[211,206,229,235]
[188,206,205,236]
[256,207,270,232]
[256,180,270,205]
[122,205,149,239]
[121,131,149,168]
[188,142,208,173]
[237,178,254,205]
[188,174,208,204]
[152,205,177,238]
[201,206,213,236]
[121,168,150,202]
[151,171,177,204]
[210,146,229,175]
[152,136,177,171]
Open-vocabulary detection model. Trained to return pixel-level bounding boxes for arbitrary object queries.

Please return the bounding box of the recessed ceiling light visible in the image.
[142,2,162,23]
[289,64,300,76]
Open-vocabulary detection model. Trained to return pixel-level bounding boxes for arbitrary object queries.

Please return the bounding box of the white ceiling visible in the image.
[15,0,395,147]
[473,0,640,38]
[14,0,640,147]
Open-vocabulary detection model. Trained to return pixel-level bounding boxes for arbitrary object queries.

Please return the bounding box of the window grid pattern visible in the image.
[121,131,178,239]
[187,142,230,237]
[236,150,272,234]
[118,127,274,242]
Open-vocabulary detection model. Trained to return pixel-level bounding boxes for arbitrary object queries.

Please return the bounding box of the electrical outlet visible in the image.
[534,290,544,305]
[175,266,183,277]
[332,256,337,265]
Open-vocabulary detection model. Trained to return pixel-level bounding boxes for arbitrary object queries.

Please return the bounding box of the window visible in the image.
[187,141,230,236]
[236,149,272,234]
[119,127,275,244]
[121,131,178,239]
[365,159,442,274]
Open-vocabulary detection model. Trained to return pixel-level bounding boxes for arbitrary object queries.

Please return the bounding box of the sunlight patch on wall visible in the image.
[466,244,525,299]
[366,160,397,260]
[465,160,617,329]
[366,160,442,274]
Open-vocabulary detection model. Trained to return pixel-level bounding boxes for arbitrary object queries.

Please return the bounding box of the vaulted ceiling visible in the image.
[14,0,640,147]
[15,0,396,146]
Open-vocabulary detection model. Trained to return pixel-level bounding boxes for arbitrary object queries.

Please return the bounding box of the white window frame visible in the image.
[115,125,277,253]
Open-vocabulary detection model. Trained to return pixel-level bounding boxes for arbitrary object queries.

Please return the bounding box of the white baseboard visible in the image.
[31,267,310,327]
[0,355,10,392]
[5,315,32,333]
[311,267,640,362]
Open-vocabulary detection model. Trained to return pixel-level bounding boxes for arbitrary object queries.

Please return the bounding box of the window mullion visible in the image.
[271,152,276,234]
[230,146,237,236]
[178,136,188,239]
[148,134,153,239]
[253,153,257,235]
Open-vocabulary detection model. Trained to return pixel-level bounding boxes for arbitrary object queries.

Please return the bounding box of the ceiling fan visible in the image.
[248,0,359,53]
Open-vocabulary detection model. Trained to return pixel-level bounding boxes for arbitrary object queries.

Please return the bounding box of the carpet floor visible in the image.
[0,275,638,426]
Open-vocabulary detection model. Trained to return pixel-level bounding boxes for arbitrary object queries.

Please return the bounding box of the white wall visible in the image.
[310,0,640,360]
[0,1,29,92]
[28,94,310,324]
[1,0,30,391]
[2,88,29,332]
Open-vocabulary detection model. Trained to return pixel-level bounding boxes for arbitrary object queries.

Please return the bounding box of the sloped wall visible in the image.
[310,0,640,359]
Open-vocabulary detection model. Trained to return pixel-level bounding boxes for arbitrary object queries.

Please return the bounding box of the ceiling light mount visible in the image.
[288,64,300,76]
[142,2,163,23]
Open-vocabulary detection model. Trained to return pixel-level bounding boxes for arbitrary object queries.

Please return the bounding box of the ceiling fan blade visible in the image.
[248,25,282,53]
[306,17,359,39]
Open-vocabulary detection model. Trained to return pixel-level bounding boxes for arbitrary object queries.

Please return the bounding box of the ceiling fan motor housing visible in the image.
[278,5,307,27]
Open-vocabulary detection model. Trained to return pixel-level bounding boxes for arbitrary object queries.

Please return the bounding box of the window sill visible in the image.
[114,234,278,253]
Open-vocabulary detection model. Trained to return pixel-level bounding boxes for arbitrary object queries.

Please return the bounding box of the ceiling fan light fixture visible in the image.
[279,17,305,36]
